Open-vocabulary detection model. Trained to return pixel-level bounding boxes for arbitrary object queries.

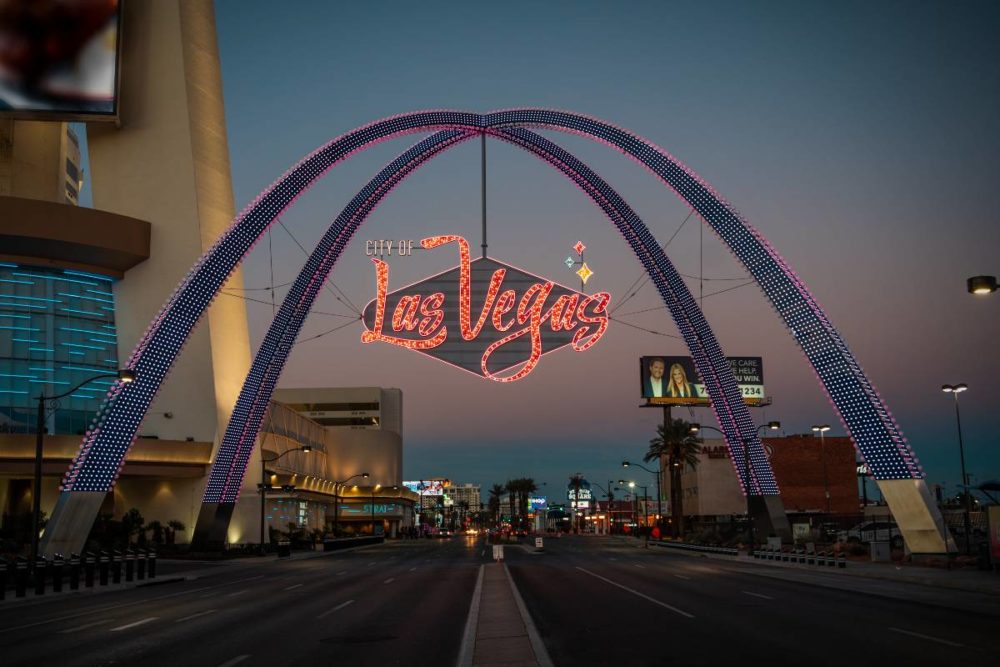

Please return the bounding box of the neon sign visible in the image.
[361,235,611,382]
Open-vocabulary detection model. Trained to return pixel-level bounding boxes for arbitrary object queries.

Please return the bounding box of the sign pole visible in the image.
[481,132,487,259]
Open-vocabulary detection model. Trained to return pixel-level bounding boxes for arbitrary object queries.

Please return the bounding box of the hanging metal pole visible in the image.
[481,132,487,259]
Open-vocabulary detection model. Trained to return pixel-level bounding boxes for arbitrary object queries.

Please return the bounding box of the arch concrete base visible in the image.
[189,502,235,552]
[39,491,106,558]
[752,495,792,543]
[876,479,955,554]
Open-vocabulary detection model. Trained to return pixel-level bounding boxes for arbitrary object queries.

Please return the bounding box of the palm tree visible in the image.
[488,484,505,528]
[568,473,585,533]
[646,418,701,538]
[519,478,537,531]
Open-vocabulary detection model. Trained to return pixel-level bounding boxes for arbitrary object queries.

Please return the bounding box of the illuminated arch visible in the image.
[45,110,937,556]
[201,126,782,521]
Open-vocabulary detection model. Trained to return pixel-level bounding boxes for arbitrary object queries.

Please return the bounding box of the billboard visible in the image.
[403,480,447,496]
[639,356,765,406]
[528,496,547,511]
[0,0,122,120]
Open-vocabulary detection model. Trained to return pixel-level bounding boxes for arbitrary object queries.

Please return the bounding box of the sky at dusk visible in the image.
[195,0,1000,502]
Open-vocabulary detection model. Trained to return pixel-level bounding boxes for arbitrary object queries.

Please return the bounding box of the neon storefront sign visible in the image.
[361,235,611,382]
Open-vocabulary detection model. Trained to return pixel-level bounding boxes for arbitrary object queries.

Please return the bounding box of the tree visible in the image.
[568,474,585,533]
[518,478,537,531]
[488,484,505,528]
[166,519,186,545]
[121,508,145,545]
[647,419,701,538]
[146,520,165,545]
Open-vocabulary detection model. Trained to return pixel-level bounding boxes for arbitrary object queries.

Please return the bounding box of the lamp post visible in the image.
[332,472,369,538]
[623,460,662,533]
[32,368,135,562]
[689,421,779,554]
[811,425,832,513]
[967,275,997,295]
[259,444,313,552]
[371,483,380,536]
[942,383,973,555]
[589,480,614,535]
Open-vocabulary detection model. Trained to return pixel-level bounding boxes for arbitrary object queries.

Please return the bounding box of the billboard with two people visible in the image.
[640,356,766,406]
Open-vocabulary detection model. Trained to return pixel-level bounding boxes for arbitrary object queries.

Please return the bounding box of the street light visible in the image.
[622,460,662,534]
[259,444,313,552]
[811,425,832,513]
[589,480,615,535]
[942,383,973,555]
[32,368,135,562]
[967,275,997,295]
[332,472,369,538]
[371,483,381,536]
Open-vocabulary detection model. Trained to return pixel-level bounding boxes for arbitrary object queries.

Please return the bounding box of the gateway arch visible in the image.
[41,110,953,556]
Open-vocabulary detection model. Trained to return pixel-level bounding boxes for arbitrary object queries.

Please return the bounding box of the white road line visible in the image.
[575,567,695,618]
[673,574,691,580]
[227,589,248,597]
[337,571,347,575]
[409,567,417,572]
[889,627,965,647]
[384,578,395,584]
[610,557,618,561]
[217,655,250,667]
[457,565,485,667]
[506,564,555,667]
[176,609,217,623]
[284,583,303,591]
[367,562,376,566]
[634,564,646,569]
[110,617,158,632]
[742,591,773,600]
[316,599,354,620]
[0,574,266,635]
[60,619,113,634]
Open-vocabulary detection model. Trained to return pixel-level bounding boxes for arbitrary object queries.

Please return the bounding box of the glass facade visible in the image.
[0,261,119,435]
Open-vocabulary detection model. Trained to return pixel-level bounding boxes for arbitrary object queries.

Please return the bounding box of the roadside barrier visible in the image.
[15,557,27,598]
[69,553,81,590]
[137,549,146,581]
[34,556,46,596]
[124,548,135,582]
[0,557,6,600]
[52,554,64,593]
[148,549,157,578]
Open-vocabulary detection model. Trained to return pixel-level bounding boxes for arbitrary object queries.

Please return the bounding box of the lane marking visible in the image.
[673,574,691,581]
[634,564,646,569]
[457,565,485,667]
[575,567,695,618]
[110,617,158,632]
[176,609,217,623]
[336,571,347,576]
[384,578,395,584]
[889,627,964,647]
[227,589,248,597]
[60,619,113,634]
[0,574,266,635]
[742,591,773,600]
[506,564,555,667]
[409,567,417,572]
[367,562,376,566]
[284,584,303,591]
[610,557,618,561]
[316,599,355,620]
[217,656,250,667]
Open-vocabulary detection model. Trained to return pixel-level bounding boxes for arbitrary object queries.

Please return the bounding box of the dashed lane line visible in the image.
[384,578,395,584]
[575,567,695,619]
[110,617,158,632]
[59,619,114,634]
[316,599,354,620]
[284,584,303,591]
[226,589,248,598]
[742,591,774,600]
[889,627,964,647]
[217,655,250,667]
[673,574,691,581]
[176,609,217,623]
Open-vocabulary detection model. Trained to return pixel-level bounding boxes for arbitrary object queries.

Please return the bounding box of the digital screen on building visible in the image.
[639,355,765,405]
[567,487,592,502]
[529,496,547,511]
[403,480,446,496]
[0,0,122,120]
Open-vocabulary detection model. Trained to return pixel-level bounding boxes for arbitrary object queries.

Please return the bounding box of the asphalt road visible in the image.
[0,535,997,666]
[507,535,1000,666]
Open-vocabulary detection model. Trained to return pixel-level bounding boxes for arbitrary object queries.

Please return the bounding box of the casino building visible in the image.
[0,1,413,549]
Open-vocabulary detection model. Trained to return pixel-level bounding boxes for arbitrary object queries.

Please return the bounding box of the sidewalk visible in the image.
[625,536,1000,597]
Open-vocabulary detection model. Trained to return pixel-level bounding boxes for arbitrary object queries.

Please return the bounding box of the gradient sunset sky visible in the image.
[205,0,999,502]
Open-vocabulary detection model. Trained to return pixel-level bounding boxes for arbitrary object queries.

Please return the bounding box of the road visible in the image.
[0,535,997,666]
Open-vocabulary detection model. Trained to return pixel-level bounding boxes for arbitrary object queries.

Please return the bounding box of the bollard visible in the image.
[838,553,847,568]
[806,551,815,566]
[0,557,6,601]
[137,549,146,581]
[70,553,81,590]
[828,552,837,567]
[52,554,64,593]
[798,549,806,564]
[111,550,122,584]
[125,549,135,582]
[15,557,28,598]
[99,551,109,586]
[34,556,47,596]
[782,550,790,563]
[148,549,157,579]
[84,552,95,588]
